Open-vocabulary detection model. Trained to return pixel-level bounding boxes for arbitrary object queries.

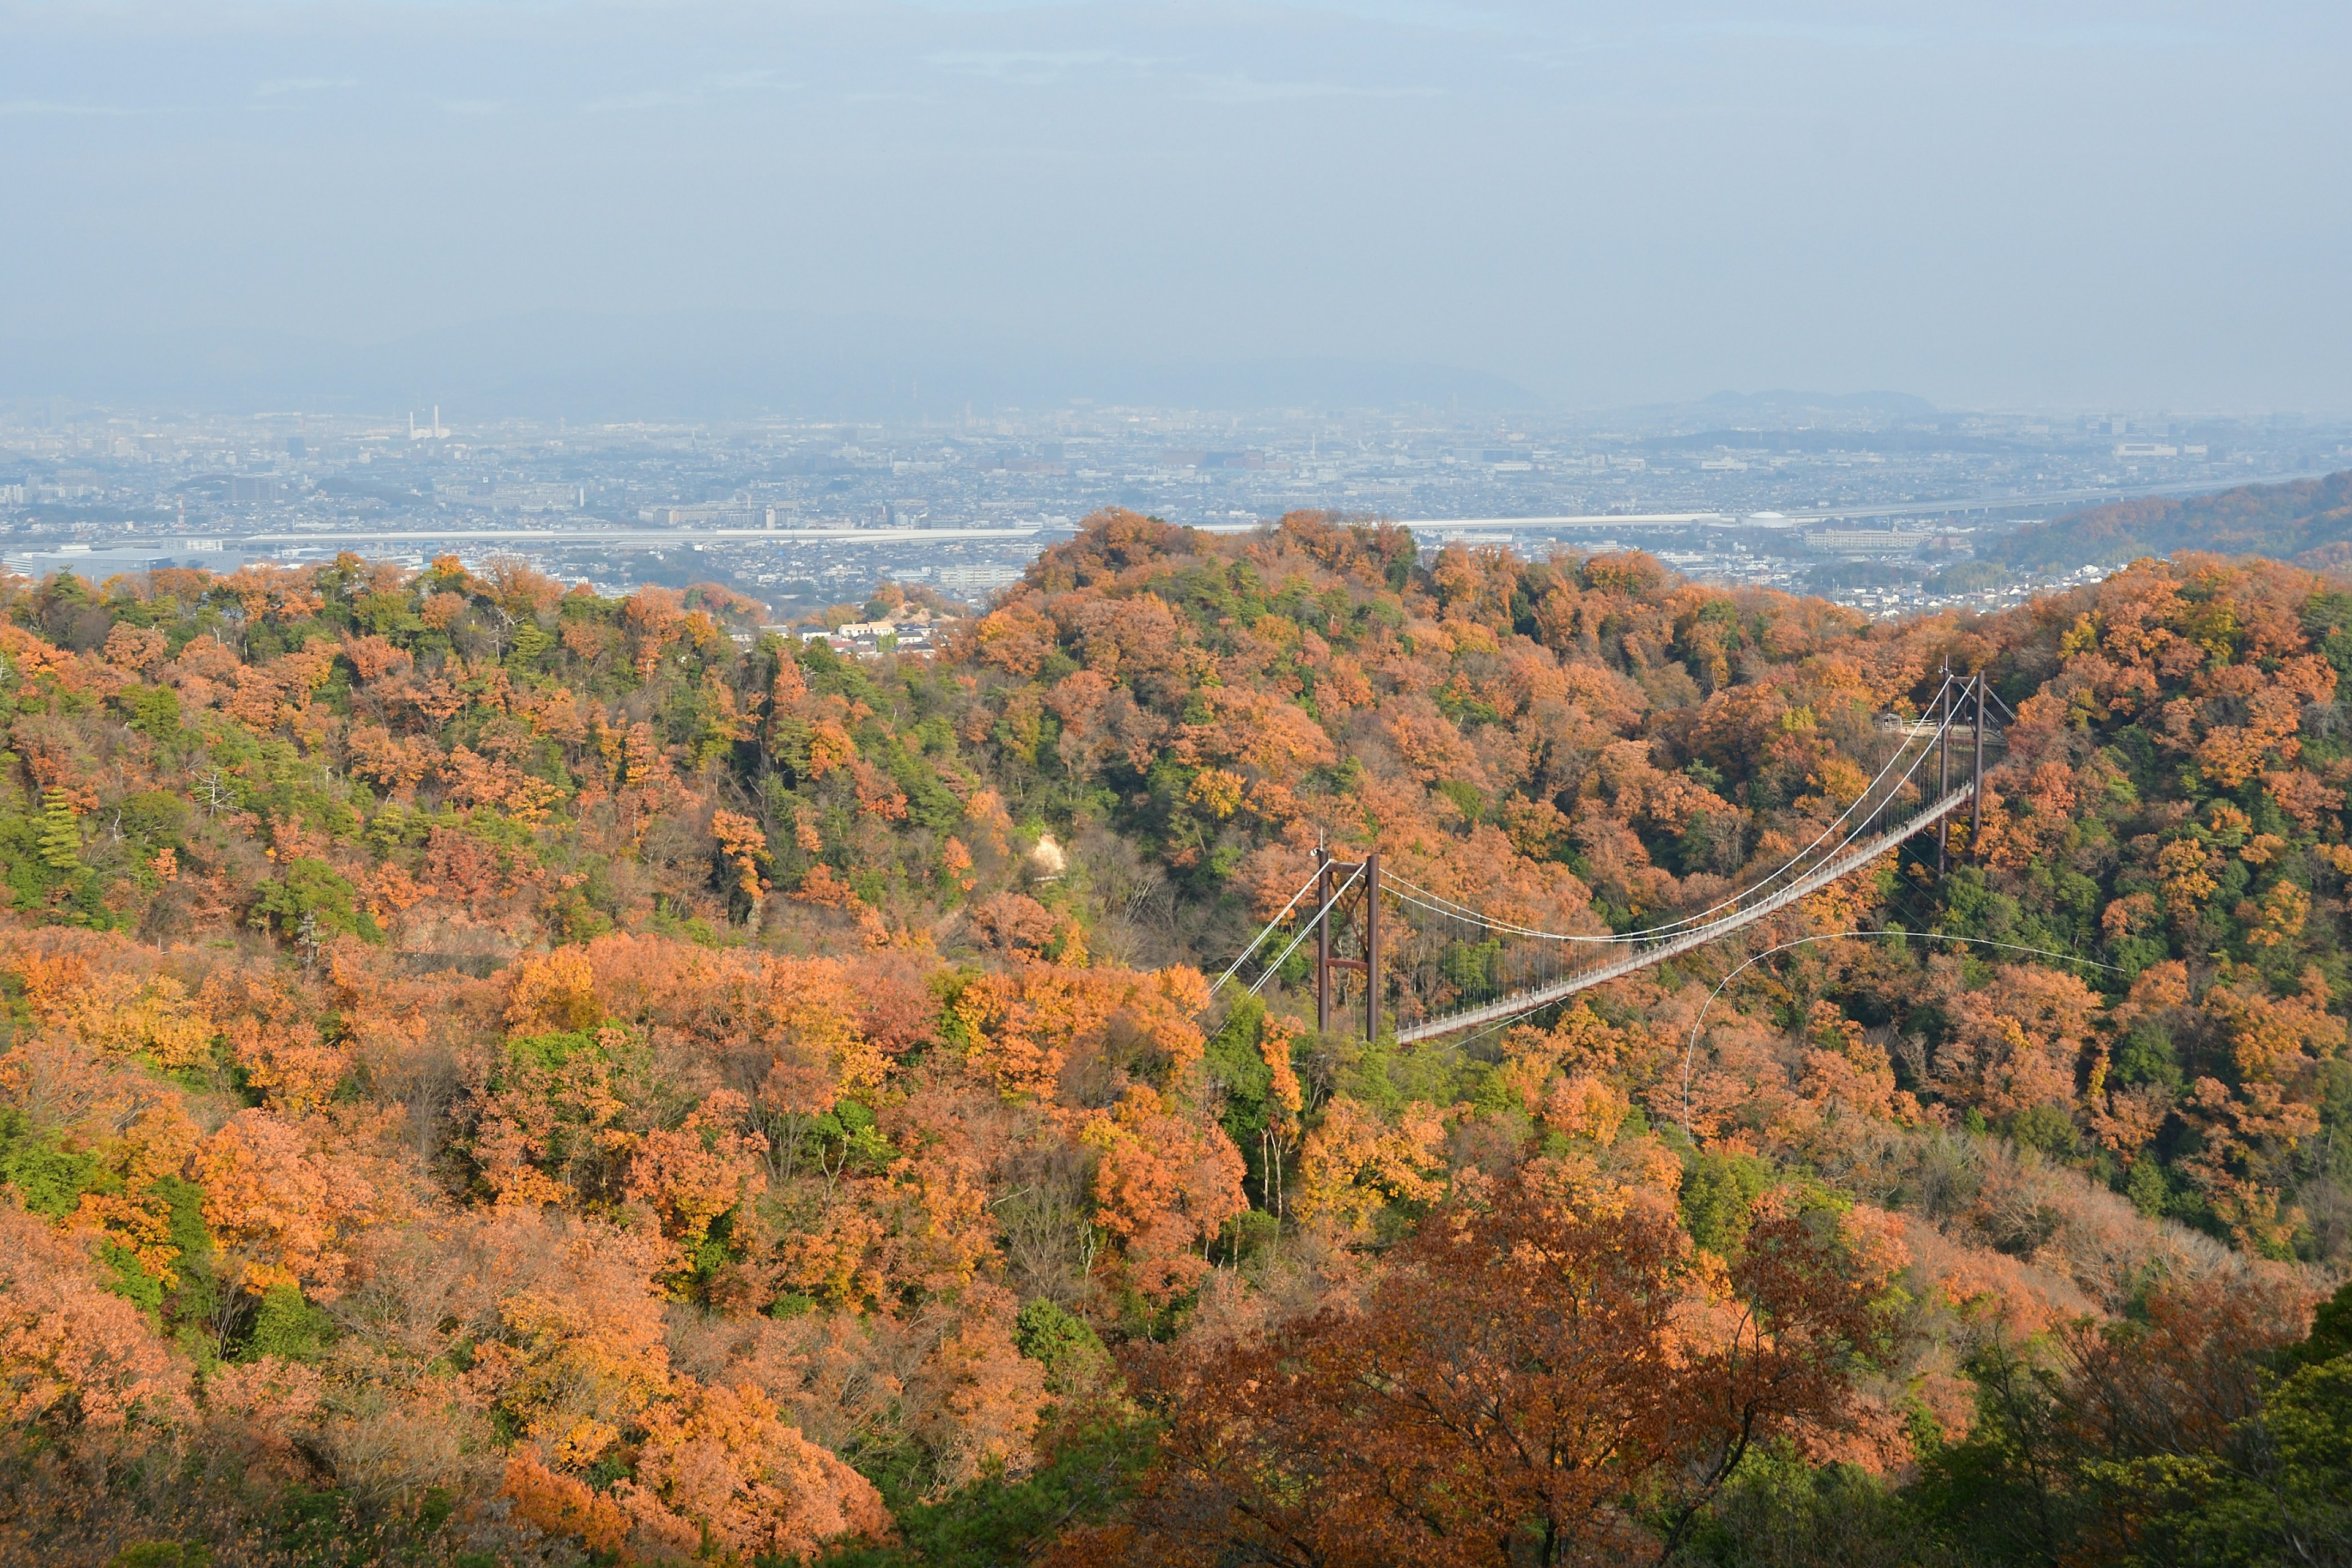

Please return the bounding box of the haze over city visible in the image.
[6,1,2350,417]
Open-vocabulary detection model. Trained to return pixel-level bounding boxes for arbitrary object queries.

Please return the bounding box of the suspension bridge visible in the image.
[1212,671,2006,1044]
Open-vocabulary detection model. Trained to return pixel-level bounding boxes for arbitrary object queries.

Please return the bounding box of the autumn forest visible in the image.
[4,507,2350,1567]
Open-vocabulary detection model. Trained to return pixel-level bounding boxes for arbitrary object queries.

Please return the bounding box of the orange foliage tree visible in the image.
[1095,1162,1904,1566]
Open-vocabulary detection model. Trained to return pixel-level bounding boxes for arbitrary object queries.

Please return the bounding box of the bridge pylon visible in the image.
[1311,848,1382,1041]
[1921,668,1999,871]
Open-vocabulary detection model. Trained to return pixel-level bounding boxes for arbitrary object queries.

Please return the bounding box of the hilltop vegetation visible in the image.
[1997,468,2352,573]
[2,513,2350,1567]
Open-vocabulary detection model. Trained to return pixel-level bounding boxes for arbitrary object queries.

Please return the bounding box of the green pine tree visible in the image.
[36,789,81,872]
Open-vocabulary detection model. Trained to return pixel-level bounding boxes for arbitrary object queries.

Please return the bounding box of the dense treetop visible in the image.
[2,513,2350,1566]
[1997,467,2352,572]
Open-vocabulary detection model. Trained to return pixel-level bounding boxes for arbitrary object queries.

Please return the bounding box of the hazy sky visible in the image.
[4,1,2348,411]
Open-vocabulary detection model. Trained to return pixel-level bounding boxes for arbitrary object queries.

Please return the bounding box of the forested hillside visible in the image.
[3,512,2349,1567]
[1997,468,2352,572]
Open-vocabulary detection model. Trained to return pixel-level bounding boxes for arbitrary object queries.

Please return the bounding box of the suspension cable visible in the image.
[1210,865,1328,996]
[1215,677,2002,1038]
[1381,701,1961,951]
[1379,742,1979,1037]
[1381,676,1958,945]
[1247,862,1368,997]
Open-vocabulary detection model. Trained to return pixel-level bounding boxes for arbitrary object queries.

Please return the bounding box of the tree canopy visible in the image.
[1,516,2349,1566]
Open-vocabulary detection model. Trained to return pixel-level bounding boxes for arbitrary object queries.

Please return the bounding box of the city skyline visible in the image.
[6,394,2346,627]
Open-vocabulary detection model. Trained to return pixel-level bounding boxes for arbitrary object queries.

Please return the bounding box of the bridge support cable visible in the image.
[1209,677,2002,1045]
[1247,861,1368,998]
[1378,679,2000,1041]
[1374,674,1963,952]
[1936,671,1953,874]
[1970,673,1989,862]
[1210,866,1328,997]
[1378,691,1961,963]
[1393,685,1979,1035]
[1390,782,1978,1044]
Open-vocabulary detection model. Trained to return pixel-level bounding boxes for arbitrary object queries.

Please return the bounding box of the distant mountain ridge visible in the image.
[1996,469,2352,570]
[1635,426,2027,457]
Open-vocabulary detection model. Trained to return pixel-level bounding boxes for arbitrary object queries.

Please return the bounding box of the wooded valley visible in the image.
[3,507,2348,1567]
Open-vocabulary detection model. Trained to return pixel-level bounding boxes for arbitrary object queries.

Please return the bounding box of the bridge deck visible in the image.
[1392,783,1975,1044]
